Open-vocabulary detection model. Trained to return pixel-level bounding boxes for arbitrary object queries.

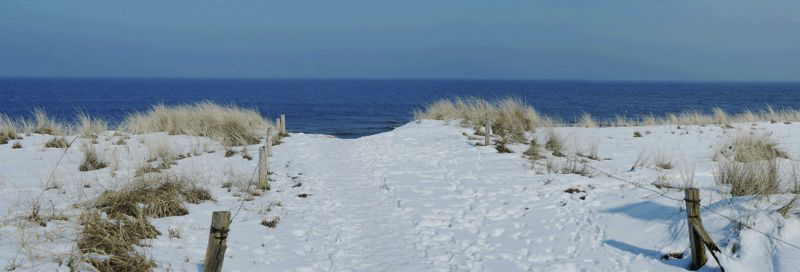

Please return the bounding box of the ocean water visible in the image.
[1,78,800,138]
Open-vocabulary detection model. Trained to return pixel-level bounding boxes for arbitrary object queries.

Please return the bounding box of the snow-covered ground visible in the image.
[1,120,799,271]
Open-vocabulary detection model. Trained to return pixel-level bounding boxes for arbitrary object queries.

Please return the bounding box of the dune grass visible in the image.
[120,101,271,146]
[76,111,108,139]
[714,134,788,197]
[415,97,800,129]
[414,97,552,143]
[79,145,107,172]
[715,157,780,197]
[0,114,21,144]
[30,108,64,135]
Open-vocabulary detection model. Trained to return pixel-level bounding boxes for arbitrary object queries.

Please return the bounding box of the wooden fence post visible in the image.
[203,211,230,272]
[684,188,725,271]
[685,188,707,270]
[484,119,491,146]
[258,146,269,190]
[280,114,286,134]
[266,127,273,156]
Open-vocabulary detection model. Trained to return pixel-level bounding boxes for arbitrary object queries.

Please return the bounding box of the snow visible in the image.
[1,120,799,271]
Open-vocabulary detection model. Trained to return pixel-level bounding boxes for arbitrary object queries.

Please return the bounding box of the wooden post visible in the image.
[484,119,491,146]
[203,211,230,272]
[265,127,273,156]
[685,188,707,270]
[275,118,281,134]
[280,114,286,134]
[258,146,269,190]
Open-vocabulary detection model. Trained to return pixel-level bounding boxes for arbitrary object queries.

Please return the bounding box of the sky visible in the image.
[1,0,799,81]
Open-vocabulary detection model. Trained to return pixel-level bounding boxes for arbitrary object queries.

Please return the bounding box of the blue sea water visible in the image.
[1,78,800,138]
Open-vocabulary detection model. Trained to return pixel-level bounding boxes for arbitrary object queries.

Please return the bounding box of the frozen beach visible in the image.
[2,118,799,271]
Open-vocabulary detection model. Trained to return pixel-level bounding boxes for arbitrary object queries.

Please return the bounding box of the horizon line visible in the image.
[1,76,799,84]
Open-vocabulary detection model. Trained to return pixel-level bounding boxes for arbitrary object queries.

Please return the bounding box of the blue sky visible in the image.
[1,1,798,80]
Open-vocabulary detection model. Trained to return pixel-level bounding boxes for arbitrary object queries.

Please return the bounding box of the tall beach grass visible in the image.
[119,101,272,146]
[414,97,554,142]
[414,97,800,130]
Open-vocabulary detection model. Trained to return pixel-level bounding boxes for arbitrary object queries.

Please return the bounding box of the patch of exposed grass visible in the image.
[544,130,565,157]
[714,134,788,197]
[44,137,69,148]
[261,217,280,228]
[654,151,673,170]
[724,134,789,162]
[561,159,590,176]
[77,211,158,272]
[79,145,107,172]
[523,139,544,160]
[224,147,236,157]
[715,158,780,197]
[94,175,213,218]
[495,138,513,153]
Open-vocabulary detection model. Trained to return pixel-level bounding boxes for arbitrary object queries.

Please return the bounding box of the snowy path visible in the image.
[280,134,429,271]
[263,121,653,271]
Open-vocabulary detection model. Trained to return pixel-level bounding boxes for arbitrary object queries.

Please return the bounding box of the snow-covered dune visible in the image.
[1,120,799,271]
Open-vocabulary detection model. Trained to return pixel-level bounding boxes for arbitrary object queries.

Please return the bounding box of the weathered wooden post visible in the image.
[203,211,230,272]
[258,146,269,190]
[484,119,491,146]
[280,114,286,134]
[685,188,706,270]
[265,127,273,156]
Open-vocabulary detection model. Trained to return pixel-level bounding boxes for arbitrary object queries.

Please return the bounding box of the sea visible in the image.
[1,78,800,138]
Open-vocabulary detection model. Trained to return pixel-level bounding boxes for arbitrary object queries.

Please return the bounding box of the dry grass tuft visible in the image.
[722,134,789,163]
[77,111,108,138]
[494,139,513,153]
[546,158,590,176]
[44,137,69,148]
[77,211,158,272]
[414,97,549,143]
[261,217,280,228]
[77,175,212,270]
[715,157,780,197]
[578,112,597,128]
[242,146,253,160]
[120,101,271,146]
[145,137,178,169]
[654,151,673,170]
[713,134,789,196]
[544,130,565,157]
[0,114,21,144]
[182,186,214,204]
[79,145,107,172]
[95,175,213,218]
[224,147,236,157]
[586,141,599,160]
[31,108,64,135]
[524,138,545,160]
